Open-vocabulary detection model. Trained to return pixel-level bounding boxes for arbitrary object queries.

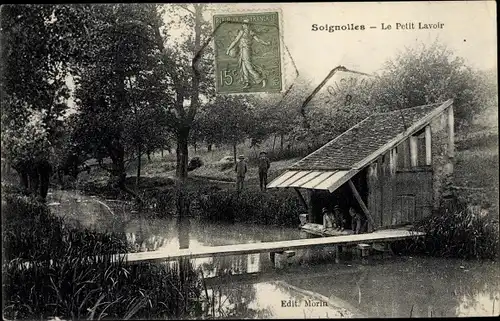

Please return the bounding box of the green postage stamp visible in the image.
[213,11,282,94]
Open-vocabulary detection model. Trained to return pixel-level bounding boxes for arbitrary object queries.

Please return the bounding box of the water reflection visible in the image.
[47,190,500,318]
[273,257,500,318]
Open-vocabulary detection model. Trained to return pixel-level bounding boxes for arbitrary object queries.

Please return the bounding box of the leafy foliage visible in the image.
[371,41,488,128]
[196,189,306,227]
[195,95,254,149]
[0,4,79,187]
[409,198,499,260]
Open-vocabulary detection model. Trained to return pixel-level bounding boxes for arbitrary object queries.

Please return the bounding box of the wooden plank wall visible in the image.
[367,161,382,228]
[380,152,394,227]
[367,136,434,228]
[393,170,433,225]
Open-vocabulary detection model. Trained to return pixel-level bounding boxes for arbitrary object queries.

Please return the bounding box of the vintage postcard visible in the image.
[1,1,498,320]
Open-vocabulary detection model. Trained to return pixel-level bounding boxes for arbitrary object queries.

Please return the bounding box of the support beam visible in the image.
[388,149,395,174]
[447,105,455,158]
[409,136,418,167]
[294,188,308,211]
[425,125,432,165]
[307,190,315,223]
[348,180,376,231]
[392,148,398,173]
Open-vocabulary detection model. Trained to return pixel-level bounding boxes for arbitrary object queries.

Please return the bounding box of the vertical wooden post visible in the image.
[409,136,418,167]
[447,105,455,158]
[388,149,395,174]
[308,190,315,223]
[393,148,398,172]
[401,141,410,168]
[425,125,432,165]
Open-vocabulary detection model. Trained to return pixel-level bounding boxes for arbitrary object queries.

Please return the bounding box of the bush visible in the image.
[408,198,499,260]
[220,161,234,171]
[195,189,306,227]
[139,187,176,214]
[188,157,204,171]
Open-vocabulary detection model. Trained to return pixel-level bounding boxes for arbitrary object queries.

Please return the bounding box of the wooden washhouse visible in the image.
[267,99,455,233]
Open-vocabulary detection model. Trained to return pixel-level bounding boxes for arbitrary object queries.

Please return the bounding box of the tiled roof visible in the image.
[289,102,445,171]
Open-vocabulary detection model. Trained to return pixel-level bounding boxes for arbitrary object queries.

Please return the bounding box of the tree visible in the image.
[151,4,215,179]
[0,4,83,199]
[200,96,253,162]
[371,41,487,129]
[73,4,169,201]
[245,77,313,154]
[122,72,172,189]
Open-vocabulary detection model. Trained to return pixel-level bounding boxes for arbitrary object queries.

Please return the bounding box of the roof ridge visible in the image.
[288,100,452,171]
[374,101,444,116]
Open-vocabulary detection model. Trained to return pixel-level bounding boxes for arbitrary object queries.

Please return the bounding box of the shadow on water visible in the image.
[47,190,500,318]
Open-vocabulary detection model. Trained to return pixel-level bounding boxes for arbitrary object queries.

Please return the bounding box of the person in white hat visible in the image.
[235,154,247,192]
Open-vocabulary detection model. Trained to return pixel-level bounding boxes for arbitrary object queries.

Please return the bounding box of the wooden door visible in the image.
[391,170,433,225]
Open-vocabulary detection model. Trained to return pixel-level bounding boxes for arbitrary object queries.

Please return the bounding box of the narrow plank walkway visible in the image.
[115,229,424,264]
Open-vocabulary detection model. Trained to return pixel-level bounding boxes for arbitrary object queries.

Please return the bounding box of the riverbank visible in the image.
[1,190,209,320]
[3,185,499,319]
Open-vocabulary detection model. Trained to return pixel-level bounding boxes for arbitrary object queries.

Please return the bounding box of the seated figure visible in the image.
[333,205,346,231]
[349,207,368,234]
[322,207,336,229]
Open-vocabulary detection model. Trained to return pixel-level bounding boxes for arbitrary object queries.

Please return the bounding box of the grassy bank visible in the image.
[454,128,499,222]
[1,190,207,320]
[2,191,131,262]
[196,188,306,226]
[405,197,499,260]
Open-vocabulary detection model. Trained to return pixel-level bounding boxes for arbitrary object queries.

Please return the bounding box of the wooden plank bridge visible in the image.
[112,228,424,264]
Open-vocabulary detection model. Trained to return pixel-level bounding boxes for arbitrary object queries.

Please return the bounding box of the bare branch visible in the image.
[178,4,195,15]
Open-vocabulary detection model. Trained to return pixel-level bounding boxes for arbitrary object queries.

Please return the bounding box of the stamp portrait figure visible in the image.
[226,19,270,89]
[213,12,282,94]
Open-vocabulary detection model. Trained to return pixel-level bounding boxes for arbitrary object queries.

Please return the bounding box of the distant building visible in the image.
[268,99,455,231]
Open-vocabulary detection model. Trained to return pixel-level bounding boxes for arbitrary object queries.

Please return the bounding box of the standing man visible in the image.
[235,154,247,193]
[258,151,270,191]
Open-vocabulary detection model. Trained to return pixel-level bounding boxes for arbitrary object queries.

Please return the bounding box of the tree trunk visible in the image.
[29,168,40,196]
[38,160,51,200]
[280,133,284,151]
[176,128,189,179]
[161,149,164,157]
[109,140,143,204]
[136,145,142,190]
[233,143,237,166]
[147,151,151,162]
[272,134,277,153]
[193,141,197,153]
[18,169,29,193]
[207,143,212,152]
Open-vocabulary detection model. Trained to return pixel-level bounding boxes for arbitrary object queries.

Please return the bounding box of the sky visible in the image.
[68,1,497,111]
[189,1,497,83]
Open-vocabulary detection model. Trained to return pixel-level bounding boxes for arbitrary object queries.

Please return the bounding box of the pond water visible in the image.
[47,190,500,318]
